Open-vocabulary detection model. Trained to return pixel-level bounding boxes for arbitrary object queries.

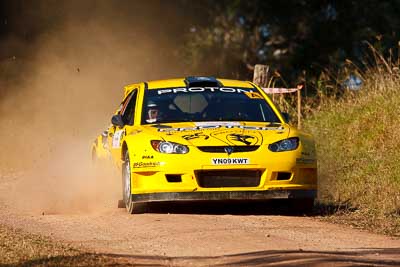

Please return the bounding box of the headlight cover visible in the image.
[268,137,299,152]
[151,140,189,154]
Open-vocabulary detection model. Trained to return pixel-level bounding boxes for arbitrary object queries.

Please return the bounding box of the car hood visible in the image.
[139,122,290,147]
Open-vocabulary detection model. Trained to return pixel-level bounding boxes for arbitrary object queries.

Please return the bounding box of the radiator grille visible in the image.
[196,170,262,188]
[197,146,259,153]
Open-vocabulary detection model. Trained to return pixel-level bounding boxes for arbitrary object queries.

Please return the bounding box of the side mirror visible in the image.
[111,114,125,127]
[282,112,290,123]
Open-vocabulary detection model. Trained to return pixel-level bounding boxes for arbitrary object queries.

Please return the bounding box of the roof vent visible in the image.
[184,76,222,87]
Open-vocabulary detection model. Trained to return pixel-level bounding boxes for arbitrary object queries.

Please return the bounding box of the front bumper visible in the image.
[132,189,317,203]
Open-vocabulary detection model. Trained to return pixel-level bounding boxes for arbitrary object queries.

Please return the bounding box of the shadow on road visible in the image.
[12,248,400,266]
[137,200,324,217]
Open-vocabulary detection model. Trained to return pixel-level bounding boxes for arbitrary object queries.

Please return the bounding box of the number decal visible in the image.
[112,130,124,148]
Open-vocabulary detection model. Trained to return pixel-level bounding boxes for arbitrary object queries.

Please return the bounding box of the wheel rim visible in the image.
[124,160,131,203]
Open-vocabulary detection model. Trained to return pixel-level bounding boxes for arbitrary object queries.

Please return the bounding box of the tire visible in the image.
[122,150,147,214]
[288,198,314,215]
[117,199,125,208]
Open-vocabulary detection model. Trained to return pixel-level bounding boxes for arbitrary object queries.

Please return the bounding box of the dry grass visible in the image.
[0,223,102,266]
[304,59,400,236]
[0,223,156,266]
[0,222,187,266]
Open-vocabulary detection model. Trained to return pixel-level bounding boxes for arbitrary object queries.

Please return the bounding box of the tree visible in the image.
[183,0,400,93]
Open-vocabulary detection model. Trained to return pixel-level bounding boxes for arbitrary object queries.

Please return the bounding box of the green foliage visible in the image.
[183,0,400,91]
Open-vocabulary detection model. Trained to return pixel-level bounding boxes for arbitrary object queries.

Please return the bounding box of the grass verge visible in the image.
[304,68,400,236]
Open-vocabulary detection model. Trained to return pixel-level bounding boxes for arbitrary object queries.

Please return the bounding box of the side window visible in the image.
[121,90,137,126]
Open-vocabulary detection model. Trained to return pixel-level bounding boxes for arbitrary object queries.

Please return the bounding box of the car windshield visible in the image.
[141,87,280,124]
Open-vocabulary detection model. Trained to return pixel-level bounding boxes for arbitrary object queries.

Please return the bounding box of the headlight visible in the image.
[151,140,189,154]
[268,137,299,152]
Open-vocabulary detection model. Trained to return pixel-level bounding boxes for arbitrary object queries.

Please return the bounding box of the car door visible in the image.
[109,89,138,163]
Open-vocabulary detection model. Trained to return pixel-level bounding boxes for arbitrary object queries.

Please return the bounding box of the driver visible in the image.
[145,100,160,123]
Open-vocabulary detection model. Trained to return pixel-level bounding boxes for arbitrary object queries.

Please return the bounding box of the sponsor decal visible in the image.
[210,130,262,146]
[157,87,254,95]
[182,133,210,140]
[133,162,161,168]
[112,130,125,148]
[194,121,240,127]
[244,91,263,99]
[142,155,154,159]
[158,124,284,132]
[227,133,256,145]
[211,158,250,165]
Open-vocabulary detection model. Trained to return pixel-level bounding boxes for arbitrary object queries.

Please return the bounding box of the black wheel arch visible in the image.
[121,141,128,161]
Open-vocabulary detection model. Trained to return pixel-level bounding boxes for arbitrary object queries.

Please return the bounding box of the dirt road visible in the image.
[1,172,399,266]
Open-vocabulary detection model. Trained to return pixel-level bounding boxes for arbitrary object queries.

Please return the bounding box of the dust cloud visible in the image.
[0,2,193,214]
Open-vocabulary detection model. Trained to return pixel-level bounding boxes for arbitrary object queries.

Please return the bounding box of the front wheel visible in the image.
[122,151,147,214]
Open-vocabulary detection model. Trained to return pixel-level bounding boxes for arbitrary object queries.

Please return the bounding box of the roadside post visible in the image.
[252,64,303,128]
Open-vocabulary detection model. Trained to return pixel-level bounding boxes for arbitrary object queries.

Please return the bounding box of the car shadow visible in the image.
[135,199,365,217]
[141,200,315,216]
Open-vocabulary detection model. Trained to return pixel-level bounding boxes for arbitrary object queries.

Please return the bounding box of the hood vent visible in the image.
[184,76,222,88]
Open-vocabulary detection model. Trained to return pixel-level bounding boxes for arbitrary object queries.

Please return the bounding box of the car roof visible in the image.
[123,77,255,97]
[146,77,255,89]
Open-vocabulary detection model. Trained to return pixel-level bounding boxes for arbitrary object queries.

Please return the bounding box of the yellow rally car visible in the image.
[92,77,317,214]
